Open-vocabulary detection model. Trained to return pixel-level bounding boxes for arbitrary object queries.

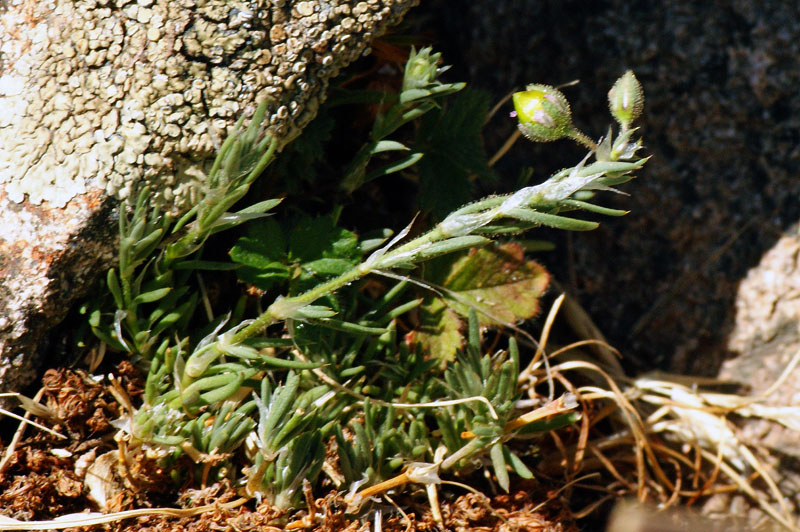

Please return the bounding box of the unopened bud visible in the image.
[512,84,573,142]
[608,71,644,129]
[402,46,442,92]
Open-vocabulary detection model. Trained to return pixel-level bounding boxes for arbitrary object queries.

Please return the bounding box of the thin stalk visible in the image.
[569,129,598,151]
[231,227,447,344]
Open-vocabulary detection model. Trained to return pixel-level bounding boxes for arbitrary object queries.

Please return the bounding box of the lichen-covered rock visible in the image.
[0,191,116,397]
[1,0,417,208]
[0,0,418,397]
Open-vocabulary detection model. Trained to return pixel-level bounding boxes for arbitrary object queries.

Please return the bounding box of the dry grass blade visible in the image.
[0,388,64,475]
[632,377,798,529]
[551,360,676,499]
[0,498,249,531]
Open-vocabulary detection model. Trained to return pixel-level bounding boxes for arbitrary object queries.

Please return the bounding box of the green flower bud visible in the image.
[402,46,443,92]
[512,84,574,142]
[608,70,644,129]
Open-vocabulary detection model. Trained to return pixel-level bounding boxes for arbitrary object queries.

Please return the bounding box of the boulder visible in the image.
[423,0,800,376]
[0,0,418,395]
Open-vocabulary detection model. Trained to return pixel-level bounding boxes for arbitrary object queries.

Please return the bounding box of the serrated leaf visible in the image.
[405,297,463,362]
[410,243,549,360]
[424,242,549,325]
[288,217,359,264]
[230,218,287,266]
[416,89,496,218]
[229,218,289,290]
[302,257,356,277]
[287,217,361,295]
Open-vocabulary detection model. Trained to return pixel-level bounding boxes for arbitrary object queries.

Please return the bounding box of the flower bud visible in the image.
[512,84,574,142]
[402,46,443,92]
[608,70,644,129]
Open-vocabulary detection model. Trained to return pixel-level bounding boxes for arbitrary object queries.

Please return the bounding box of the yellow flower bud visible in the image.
[512,84,574,142]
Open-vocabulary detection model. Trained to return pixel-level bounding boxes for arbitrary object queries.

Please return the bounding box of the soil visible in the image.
[0,366,579,531]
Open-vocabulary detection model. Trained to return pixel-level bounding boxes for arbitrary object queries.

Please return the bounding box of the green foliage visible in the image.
[229,216,361,295]
[410,242,550,361]
[85,48,648,511]
[340,46,465,194]
[416,89,495,218]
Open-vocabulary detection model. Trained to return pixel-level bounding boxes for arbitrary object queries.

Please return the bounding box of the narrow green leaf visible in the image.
[491,442,510,492]
[293,305,337,319]
[371,140,409,153]
[131,227,165,259]
[236,198,282,215]
[363,152,424,184]
[507,208,599,231]
[503,446,533,479]
[306,318,388,335]
[172,260,240,271]
[106,269,124,309]
[132,287,172,305]
[261,372,299,440]
[179,372,242,408]
[258,355,321,370]
[559,199,628,216]
[172,204,200,234]
[415,235,490,261]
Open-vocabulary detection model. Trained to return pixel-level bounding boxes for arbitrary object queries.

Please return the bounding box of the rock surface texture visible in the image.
[420,0,800,521]
[0,0,417,395]
[424,0,800,376]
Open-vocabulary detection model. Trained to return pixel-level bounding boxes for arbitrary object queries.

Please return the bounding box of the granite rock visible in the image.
[420,0,800,521]
[422,0,800,376]
[0,0,418,396]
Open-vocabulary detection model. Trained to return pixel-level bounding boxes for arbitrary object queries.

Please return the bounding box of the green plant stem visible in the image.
[230,227,448,344]
[568,129,598,151]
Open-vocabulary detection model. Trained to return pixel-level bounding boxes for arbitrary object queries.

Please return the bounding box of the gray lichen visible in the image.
[0,0,419,208]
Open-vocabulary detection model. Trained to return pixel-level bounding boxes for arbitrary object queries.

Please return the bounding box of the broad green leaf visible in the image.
[302,257,356,277]
[229,218,290,290]
[288,217,359,264]
[405,297,463,362]
[424,242,549,325]
[416,89,496,218]
[288,217,361,294]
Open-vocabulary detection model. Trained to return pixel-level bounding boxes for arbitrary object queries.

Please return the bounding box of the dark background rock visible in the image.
[417,0,800,376]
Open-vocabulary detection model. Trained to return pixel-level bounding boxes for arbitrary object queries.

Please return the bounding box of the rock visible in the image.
[716,223,800,513]
[418,0,800,523]
[0,0,418,396]
[420,0,800,377]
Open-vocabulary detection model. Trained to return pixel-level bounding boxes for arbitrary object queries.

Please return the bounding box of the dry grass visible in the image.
[1,297,799,531]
